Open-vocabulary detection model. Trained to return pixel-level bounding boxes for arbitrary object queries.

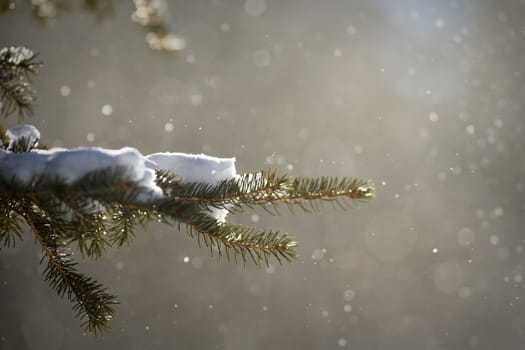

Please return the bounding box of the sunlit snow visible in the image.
[1,125,237,218]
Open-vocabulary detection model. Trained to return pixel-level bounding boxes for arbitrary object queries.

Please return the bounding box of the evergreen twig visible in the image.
[21,204,118,335]
[178,212,297,268]
[0,199,24,247]
[0,46,41,119]
[155,168,375,214]
[0,45,375,335]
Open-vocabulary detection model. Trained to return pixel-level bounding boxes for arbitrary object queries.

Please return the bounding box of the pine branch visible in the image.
[0,46,41,119]
[0,38,378,339]
[156,168,375,214]
[280,176,375,212]
[13,166,150,206]
[1,156,374,333]
[0,78,36,119]
[0,38,376,337]
[0,198,24,247]
[109,206,151,247]
[17,166,155,258]
[2,163,373,264]
[155,169,290,211]
[21,203,118,335]
[180,212,297,268]
[0,46,40,76]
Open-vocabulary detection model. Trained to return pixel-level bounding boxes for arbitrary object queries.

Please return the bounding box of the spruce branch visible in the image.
[280,176,375,212]
[0,123,375,331]
[0,198,24,248]
[0,44,375,334]
[0,46,41,119]
[21,203,118,335]
[108,206,153,247]
[15,166,156,258]
[0,46,40,76]
[180,212,297,267]
[156,168,375,214]
[155,168,290,212]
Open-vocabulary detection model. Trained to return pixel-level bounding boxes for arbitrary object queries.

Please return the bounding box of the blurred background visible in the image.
[1,0,525,349]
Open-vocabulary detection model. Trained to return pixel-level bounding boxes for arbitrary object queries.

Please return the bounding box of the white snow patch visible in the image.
[1,138,238,219]
[146,152,237,220]
[7,124,41,141]
[0,149,47,184]
[6,124,40,150]
[146,152,237,185]
[0,146,162,202]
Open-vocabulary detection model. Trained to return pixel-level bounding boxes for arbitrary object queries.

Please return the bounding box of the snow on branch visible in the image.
[0,124,375,334]
[1,145,163,201]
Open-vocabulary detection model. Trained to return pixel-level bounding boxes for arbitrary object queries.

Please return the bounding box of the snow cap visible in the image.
[6,124,40,151]
[146,152,237,185]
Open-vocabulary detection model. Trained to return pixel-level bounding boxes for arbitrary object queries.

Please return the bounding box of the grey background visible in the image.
[1,0,525,349]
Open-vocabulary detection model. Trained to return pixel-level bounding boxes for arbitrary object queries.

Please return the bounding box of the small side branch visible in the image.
[0,46,41,119]
[181,212,297,268]
[1,160,374,334]
[22,206,118,336]
[156,169,291,211]
[0,198,24,247]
